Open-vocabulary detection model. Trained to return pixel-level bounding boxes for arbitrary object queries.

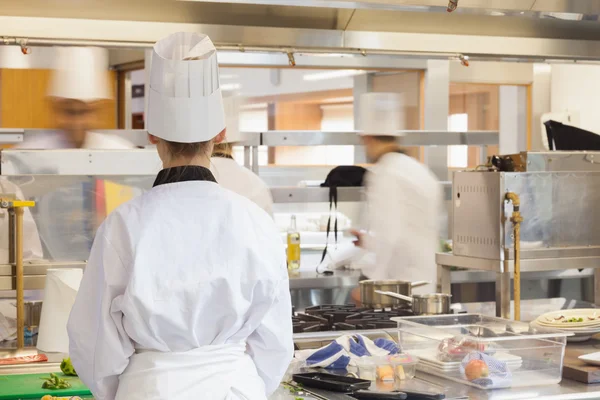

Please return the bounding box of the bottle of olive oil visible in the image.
[287,215,301,271]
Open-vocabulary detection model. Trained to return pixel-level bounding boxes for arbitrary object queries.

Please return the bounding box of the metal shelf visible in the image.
[270,186,363,203]
[261,130,499,147]
[271,183,452,203]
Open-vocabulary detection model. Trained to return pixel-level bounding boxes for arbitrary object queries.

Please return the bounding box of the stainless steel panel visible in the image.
[437,252,600,273]
[1,149,162,176]
[523,151,600,172]
[344,30,600,61]
[453,171,600,259]
[4,16,600,61]
[288,270,361,290]
[0,129,24,144]
[450,268,594,284]
[452,172,503,259]
[179,0,600,15]
[261,131,498,147]
[262,131,360,146]
[270,187,364,203]
[502,172,600,250]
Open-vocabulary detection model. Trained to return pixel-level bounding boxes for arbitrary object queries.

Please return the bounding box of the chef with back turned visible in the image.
[67,32,293,400]
[352,92,442,299]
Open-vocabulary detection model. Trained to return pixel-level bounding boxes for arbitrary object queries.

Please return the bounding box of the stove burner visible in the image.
[293,304,414,333]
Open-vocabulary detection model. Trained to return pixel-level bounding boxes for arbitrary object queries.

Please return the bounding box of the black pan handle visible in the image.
[351,391,407,400]
[401,390,445,400]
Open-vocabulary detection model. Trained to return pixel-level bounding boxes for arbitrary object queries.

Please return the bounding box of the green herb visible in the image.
[40,373,71,390]
[565,317,584,323]
[60,357,78,376]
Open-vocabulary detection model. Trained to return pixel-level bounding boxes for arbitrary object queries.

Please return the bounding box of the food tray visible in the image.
[392,314,571,390]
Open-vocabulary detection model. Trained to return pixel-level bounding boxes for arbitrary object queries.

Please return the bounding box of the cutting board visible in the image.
[0,373,91,399]
[562,339,600,384]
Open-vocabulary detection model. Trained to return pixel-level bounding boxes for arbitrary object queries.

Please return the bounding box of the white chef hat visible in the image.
[147,32,225,143]
[222,94,244,143]
[48,47,111,101]
[358,92,404,136]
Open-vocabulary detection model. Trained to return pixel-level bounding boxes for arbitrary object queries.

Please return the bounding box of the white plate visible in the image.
[530,320,595,342]
[535,309,600,328]
[579,352,600,366]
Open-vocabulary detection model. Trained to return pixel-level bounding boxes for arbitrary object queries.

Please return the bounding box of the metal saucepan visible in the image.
[359,279,429,309]
[375,290,452,315]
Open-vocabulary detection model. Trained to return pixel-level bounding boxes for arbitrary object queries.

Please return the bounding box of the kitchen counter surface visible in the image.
[274,371,600,400]
[2,363,600,400]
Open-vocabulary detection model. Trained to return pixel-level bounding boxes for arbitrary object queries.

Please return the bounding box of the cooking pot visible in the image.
[359,279,429,309]
[375,290,451,315]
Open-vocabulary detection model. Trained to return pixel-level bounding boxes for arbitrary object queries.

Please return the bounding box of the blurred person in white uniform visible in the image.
[67,32,293,400]
[352,93,441,296]
[14,47,135,261]
[19,46,134,150]
[211,95,274,216]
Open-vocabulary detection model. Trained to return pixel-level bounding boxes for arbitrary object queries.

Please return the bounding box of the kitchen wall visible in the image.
[551,64,600,134]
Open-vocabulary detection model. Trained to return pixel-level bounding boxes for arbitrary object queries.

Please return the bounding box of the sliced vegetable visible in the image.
[40,373,71,390]
[60,358,78,376]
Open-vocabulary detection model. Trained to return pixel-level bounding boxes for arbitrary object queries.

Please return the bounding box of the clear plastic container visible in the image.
[392,314,571,390]
[355,357,377,381]
[389,353,419,380]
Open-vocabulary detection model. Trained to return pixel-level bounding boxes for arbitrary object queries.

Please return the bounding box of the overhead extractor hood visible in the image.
[177,0,600,20]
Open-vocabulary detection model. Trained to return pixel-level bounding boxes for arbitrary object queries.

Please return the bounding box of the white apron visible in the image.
[116,343,266,400]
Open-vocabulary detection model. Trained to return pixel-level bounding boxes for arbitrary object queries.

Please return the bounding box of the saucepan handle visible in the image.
[410,281,430,288]
[374,290,413,303]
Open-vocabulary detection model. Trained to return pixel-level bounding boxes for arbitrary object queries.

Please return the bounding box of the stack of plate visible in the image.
[411,349,523,373]
[531,309,600,342]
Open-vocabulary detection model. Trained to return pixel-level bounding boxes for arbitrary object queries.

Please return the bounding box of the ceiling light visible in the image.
[303,70,365,81]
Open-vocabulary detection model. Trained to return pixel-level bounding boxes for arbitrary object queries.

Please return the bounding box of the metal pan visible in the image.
[359,279,429,309]
[375,290,451,315]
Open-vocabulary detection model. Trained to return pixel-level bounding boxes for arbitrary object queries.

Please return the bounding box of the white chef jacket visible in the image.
[67,166,293,400]
[210,157,274,217]
[360,152,441,294]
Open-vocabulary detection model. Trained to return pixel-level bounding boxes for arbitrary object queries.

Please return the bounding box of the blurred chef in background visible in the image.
[352,92,441,295]
[210,95,274,216]
[20,46,134,149]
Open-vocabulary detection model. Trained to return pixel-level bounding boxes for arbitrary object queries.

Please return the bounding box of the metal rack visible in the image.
[0,129,497,204]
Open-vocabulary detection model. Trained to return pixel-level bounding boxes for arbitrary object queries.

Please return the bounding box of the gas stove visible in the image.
[292,304,414,333]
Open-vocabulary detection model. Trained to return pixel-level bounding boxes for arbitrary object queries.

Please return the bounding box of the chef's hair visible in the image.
[212,142,232,157]
[163,139,213,159]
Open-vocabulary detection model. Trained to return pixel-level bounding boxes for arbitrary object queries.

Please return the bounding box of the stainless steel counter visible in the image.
[288,270,361,290]
[275,373,600,400]
[2,358,600,400]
